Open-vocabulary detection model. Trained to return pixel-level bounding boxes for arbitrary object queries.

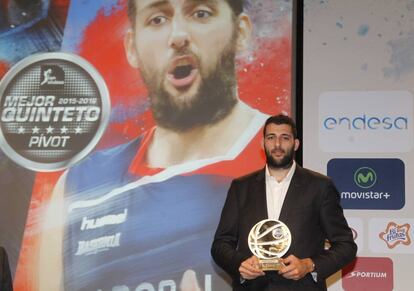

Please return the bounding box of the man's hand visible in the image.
[278,255,314,280]
[239,256,265,280]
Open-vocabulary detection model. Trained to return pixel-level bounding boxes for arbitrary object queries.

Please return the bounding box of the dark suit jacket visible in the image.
[0,247,13,291]
[211,166,357,291]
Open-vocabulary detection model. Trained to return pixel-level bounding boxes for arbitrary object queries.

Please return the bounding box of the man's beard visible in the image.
[265,146,295,169]
[140,43,238,132]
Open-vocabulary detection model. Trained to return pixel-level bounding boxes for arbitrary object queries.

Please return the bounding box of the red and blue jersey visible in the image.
[62,114,267,291]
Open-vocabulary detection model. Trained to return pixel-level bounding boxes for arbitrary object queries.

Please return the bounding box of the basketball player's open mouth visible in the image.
[167,57,198,88]
[173,65,193,79]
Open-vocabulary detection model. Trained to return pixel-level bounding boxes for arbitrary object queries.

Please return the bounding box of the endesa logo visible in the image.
[323,115,408,130]
[342,257,393,291]
[328,159,405,209]
[319,91,413,152]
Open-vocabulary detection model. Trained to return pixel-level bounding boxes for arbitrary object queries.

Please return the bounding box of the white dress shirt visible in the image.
[265,161,296,220]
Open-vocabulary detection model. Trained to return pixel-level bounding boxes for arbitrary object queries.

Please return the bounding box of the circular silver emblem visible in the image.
[248,219,291,260]
[0,52,110,171]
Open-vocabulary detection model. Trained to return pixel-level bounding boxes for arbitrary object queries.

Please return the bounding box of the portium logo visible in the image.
[354,167,377,188]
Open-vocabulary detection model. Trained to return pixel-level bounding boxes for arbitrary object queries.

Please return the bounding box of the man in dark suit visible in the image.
[211,114,357,290]
[0,247,13,291]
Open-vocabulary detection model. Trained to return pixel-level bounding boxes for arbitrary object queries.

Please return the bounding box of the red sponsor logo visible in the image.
[342,257,393,291]
[379,222,411,249]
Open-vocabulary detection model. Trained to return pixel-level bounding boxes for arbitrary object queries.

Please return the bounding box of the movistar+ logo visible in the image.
[354,167,377,188]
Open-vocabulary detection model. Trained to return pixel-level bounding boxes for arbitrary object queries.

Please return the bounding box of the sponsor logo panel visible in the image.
[369,218,414,254]
[319,91,413,152]
[342,257,393,291]
[328,158,405,209]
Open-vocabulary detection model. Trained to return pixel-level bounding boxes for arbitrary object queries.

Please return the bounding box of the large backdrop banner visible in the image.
[303,0,413,290]
[0,1,293,290]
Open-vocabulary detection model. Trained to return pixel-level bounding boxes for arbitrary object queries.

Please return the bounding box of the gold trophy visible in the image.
[248,219,292,271]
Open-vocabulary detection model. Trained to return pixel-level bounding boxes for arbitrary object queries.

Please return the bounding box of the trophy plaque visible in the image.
[248,219,292,271]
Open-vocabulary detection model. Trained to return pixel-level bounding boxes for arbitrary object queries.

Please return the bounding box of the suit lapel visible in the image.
[279,166,305,223]
[251,168,268,222]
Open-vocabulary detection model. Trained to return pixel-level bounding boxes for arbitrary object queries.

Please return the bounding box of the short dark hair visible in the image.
[263,114,298,139]
[127,0,244,24]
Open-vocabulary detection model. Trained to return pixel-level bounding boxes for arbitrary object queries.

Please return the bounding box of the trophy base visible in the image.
[259,258,286,271]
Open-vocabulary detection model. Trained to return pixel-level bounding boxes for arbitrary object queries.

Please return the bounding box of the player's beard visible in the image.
[265,145,295,170]
[141,40,238,132]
